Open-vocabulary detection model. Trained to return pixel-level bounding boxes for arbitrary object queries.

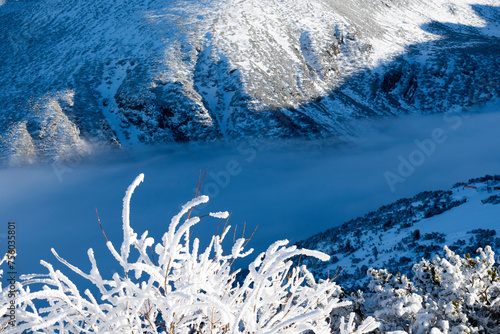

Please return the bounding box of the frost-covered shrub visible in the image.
[364,268,422,332]
[365,246,500,334]
[0,174,379,334]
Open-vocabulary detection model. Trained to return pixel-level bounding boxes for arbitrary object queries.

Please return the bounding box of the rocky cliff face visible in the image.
[0,0,499,164]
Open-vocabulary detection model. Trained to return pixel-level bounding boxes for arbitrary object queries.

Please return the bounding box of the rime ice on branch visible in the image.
[0,174,379,334]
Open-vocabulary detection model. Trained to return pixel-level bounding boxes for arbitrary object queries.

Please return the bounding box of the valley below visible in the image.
[1,103,498,280]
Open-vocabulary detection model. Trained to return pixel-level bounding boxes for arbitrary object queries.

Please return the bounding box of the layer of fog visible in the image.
[0,100,498,285]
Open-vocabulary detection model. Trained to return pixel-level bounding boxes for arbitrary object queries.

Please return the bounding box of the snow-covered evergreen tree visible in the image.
[364,246,500,334]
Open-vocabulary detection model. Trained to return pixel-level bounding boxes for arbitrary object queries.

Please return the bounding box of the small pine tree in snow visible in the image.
[365,268,422,332]
[365,246,500,334]
[0,174,379,334]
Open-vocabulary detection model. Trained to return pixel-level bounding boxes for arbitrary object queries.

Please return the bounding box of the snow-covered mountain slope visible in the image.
[0,0,499,164]
[295,175,500,291]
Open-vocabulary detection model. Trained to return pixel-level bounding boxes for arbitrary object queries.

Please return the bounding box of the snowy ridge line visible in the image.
[295,174,500,292]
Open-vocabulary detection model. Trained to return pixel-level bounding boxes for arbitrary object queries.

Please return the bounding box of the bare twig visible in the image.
[214,218,223,237]
[220,213,232,243]
[197,166,209,197]
[242,225,258,249]
[182,231,193,247]
[329,263,347,282]
[95,207,108,243]
[150,247,158,266]
[233,224,237,245]
[188,166,209,220]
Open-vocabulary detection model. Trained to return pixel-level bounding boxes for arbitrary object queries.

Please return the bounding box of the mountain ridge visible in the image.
[294,175,500,291]
[1,0,499,165]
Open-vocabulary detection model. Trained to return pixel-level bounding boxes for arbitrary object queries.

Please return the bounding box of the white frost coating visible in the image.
[121,173,144,261]
[340,314,382,334]
[366,245,500,333]
[0,174,377,333]
[209,211,230,219]
[354,317,381,334]
[168,195,209,233]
